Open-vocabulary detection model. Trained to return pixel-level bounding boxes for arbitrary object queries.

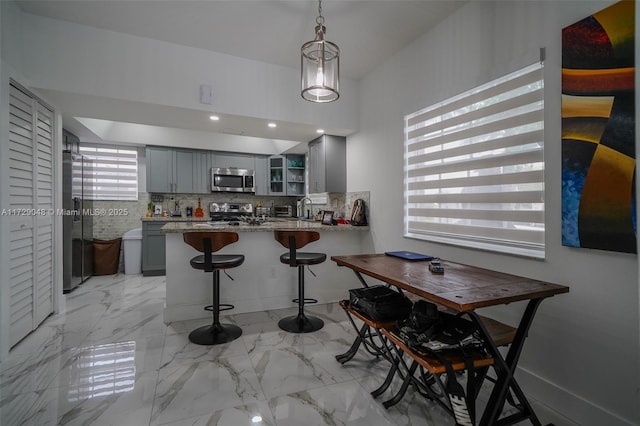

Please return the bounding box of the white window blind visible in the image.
[78,145,138,201]
[404,62,545,258]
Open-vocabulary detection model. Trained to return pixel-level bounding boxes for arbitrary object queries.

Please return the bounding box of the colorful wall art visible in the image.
[561,0,636,253]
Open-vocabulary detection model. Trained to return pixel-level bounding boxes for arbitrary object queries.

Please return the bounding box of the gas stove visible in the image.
[209,202,253,221]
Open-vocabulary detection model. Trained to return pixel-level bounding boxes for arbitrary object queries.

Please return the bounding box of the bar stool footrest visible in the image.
[204,303,235,312]
[292,297,318,305]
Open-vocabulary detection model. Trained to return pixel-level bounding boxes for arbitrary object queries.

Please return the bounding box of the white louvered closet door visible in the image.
[8,82,55,347]
[34,103,54,325]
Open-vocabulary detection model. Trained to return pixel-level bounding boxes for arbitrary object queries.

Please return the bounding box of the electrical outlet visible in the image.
[270,266,277,278]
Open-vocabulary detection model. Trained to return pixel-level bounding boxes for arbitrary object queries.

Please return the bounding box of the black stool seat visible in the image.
[280,252,326,265]
[183,232,244,346]
[190,254,245,270]
[274,230,326,334]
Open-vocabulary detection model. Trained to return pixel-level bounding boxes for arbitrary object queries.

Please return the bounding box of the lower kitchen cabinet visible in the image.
[142,222,167,276]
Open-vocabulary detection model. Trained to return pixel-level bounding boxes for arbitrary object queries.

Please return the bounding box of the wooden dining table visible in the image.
[331,253,569,426]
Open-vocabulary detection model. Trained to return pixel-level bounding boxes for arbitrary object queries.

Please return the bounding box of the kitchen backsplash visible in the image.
[92,194,148,240]
[91,191,370,241]
[91,190,369,273]
[150,193,298,217]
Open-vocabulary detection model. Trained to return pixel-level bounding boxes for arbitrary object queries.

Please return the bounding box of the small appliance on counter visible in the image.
[186,206,193,217]
[255,207,271,217]
[274,205,294,217]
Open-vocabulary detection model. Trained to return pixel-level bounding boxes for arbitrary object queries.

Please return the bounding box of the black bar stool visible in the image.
[274,230,326,333]
[183,232,244,345]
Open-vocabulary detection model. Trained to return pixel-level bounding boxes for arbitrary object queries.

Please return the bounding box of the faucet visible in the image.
[300,197,312,219]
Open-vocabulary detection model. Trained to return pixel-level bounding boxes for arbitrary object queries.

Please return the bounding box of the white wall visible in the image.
[348,1,638,425]
[0,1,66,358]
[18,12,359,140]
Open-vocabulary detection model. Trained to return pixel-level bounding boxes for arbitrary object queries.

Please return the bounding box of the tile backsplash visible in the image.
[92,191,370,241]
[91,191,369,272]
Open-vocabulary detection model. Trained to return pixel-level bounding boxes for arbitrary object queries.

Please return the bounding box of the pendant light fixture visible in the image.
[301,0,340,103]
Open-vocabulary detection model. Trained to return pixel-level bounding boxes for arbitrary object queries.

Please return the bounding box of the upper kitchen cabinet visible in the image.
[308,135,346,194]
[146,146,210,194]
[254,155,269,196]
[212,152,255,170]
[192,150,213,194]
[286,154,305,196]
[268,155,285,195]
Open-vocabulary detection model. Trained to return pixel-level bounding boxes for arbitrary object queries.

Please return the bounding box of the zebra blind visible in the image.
[78,145,138,200]
[404,62,545,258]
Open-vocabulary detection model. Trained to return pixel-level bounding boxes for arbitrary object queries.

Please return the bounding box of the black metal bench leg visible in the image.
[371,356,400,397]
[335,323,367,363]
[383,360,418,408]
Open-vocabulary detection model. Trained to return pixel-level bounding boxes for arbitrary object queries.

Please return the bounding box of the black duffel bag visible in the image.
[348,285,413,322]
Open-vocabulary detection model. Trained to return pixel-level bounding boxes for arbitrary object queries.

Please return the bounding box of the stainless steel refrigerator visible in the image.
[63,151,93,292]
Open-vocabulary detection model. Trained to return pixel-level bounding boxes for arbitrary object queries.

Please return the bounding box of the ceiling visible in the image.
[16,0,467,148]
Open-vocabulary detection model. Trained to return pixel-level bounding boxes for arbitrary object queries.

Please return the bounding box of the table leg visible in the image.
[470,298,545,426]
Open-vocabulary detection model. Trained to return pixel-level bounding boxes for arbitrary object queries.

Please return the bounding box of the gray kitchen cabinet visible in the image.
[308,135,346,193]
[146,147,212,194]
[285,154,305,196]
[142,221,167,276]
[254,155,269,196]
[192,150,213,194]
[268,155,286,195]
[174,149,195,193]
[146,146,173,193]
[213,152,255,170]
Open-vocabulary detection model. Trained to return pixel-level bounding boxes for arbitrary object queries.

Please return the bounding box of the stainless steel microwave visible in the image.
[211,167,255,193]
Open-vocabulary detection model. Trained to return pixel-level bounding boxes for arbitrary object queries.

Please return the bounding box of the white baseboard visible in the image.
[517,366,637,426]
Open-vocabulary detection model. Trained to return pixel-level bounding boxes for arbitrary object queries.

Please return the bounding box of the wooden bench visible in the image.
[338,299,517,351]
[381,328,494,374]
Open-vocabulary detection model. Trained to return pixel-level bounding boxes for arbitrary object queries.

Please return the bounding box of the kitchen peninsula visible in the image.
[160,220,370,323]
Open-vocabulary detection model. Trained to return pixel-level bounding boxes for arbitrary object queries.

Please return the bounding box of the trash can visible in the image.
[123,228,143,275]
[93,238,122,275]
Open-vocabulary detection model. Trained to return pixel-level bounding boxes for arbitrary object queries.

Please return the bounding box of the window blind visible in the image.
[78,145,138,201]
[404,62,545,258]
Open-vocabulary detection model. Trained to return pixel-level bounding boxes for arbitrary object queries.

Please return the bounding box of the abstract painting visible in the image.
[561,0,636,253]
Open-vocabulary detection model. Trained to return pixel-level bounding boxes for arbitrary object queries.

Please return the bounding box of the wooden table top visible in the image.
[331,254,569,311]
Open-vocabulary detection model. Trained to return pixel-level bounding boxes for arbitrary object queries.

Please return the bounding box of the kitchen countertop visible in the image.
[142,216,210,222]
[160,219,369,233]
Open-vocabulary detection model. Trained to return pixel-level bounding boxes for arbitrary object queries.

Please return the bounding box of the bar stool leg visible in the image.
[189,270,242,345]
[278,265,324,333]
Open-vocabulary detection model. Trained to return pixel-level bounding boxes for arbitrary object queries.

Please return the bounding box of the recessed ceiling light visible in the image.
[316,129,325,134]
[268,122,277,128]
[209,115,220,121]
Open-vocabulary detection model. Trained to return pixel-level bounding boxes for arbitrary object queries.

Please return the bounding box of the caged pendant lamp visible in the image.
[301,0,340,103]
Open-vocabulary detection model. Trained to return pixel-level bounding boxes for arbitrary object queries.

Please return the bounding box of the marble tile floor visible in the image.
[0,274,575,426]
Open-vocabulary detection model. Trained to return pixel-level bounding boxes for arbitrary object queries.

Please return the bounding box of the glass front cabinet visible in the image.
[286,154,305,196]
[268,154,305,196]
[269,155,285,195]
